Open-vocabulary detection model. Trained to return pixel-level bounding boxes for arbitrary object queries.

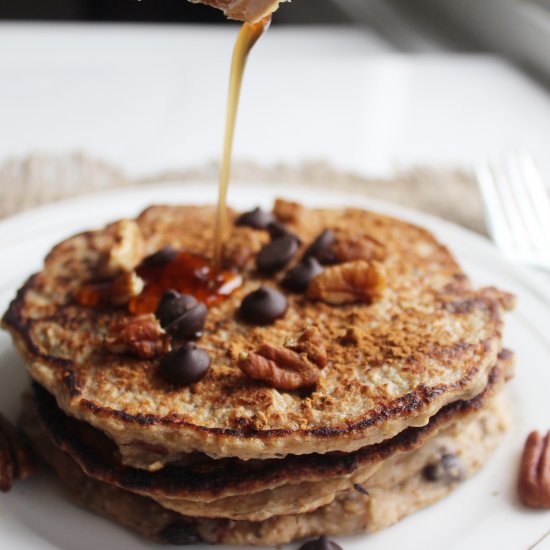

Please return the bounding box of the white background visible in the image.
[1,23,550,182]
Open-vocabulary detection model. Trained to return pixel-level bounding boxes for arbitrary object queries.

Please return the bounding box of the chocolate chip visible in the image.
[159,343,211,386]
[281,257,323,292]
[155,290,198,329]
[239,286,288,325]
[165,303,208,340]
[158,520,202,545]
[236,207,275,229]
[268,222,301,244]
[257,235,299,274]
[354,483,369,496]
[299,535,343,550]
[303,229,336,264]
[422,453,464,483]
[140,246,179,268]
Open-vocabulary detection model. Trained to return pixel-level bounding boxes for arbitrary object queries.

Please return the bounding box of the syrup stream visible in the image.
[213,18,271,272]
[75,21,270,312]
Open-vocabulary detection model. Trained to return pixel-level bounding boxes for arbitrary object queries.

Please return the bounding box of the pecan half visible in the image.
[101,219,145,277]
[307,260,385,305]
[105,314,170,359]
[518,430,550,508]
[0,414,37,492]
[273,198,304,224]
[285,326,327,368]
[239,343,319,390]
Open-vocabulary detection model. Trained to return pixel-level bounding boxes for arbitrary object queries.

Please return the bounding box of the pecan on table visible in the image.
[517,430,550,509]
[0,414,37,493]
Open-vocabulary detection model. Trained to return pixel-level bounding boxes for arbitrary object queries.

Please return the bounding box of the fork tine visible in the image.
[515,152,550,247]
[477,154,550,271]
[493,160,534,252]
[505,154,548,252]
[476,162,516,253]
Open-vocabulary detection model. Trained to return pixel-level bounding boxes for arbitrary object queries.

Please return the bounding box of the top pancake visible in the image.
[2,200,513,466]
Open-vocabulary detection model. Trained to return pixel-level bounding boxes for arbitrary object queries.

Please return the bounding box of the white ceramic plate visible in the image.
[1,183,549,550]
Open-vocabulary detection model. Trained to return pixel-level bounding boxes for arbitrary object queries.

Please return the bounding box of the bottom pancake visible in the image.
[26,353,513,523]
[20,392,509,546]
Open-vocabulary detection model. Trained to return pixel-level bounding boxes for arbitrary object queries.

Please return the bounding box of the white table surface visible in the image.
[1,23,550,182]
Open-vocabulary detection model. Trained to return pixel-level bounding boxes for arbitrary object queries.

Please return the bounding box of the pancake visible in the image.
[29,349,513,522]
[20,391,510,546]
[2,201,515,466]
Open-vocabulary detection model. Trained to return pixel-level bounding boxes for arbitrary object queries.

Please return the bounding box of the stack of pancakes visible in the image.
[2,200,515,546]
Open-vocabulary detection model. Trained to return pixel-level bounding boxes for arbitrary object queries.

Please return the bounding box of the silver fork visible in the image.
[476,151,550,271]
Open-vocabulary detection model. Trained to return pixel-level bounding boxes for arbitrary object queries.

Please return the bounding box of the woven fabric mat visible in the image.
[0,152,487,235]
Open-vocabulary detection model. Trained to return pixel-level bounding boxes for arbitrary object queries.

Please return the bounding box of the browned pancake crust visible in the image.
[31,353,509,504]
[21,391,510,546]
[2,203,513,463]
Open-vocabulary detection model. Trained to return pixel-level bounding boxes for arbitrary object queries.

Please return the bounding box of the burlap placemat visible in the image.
[0,152,487,234]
